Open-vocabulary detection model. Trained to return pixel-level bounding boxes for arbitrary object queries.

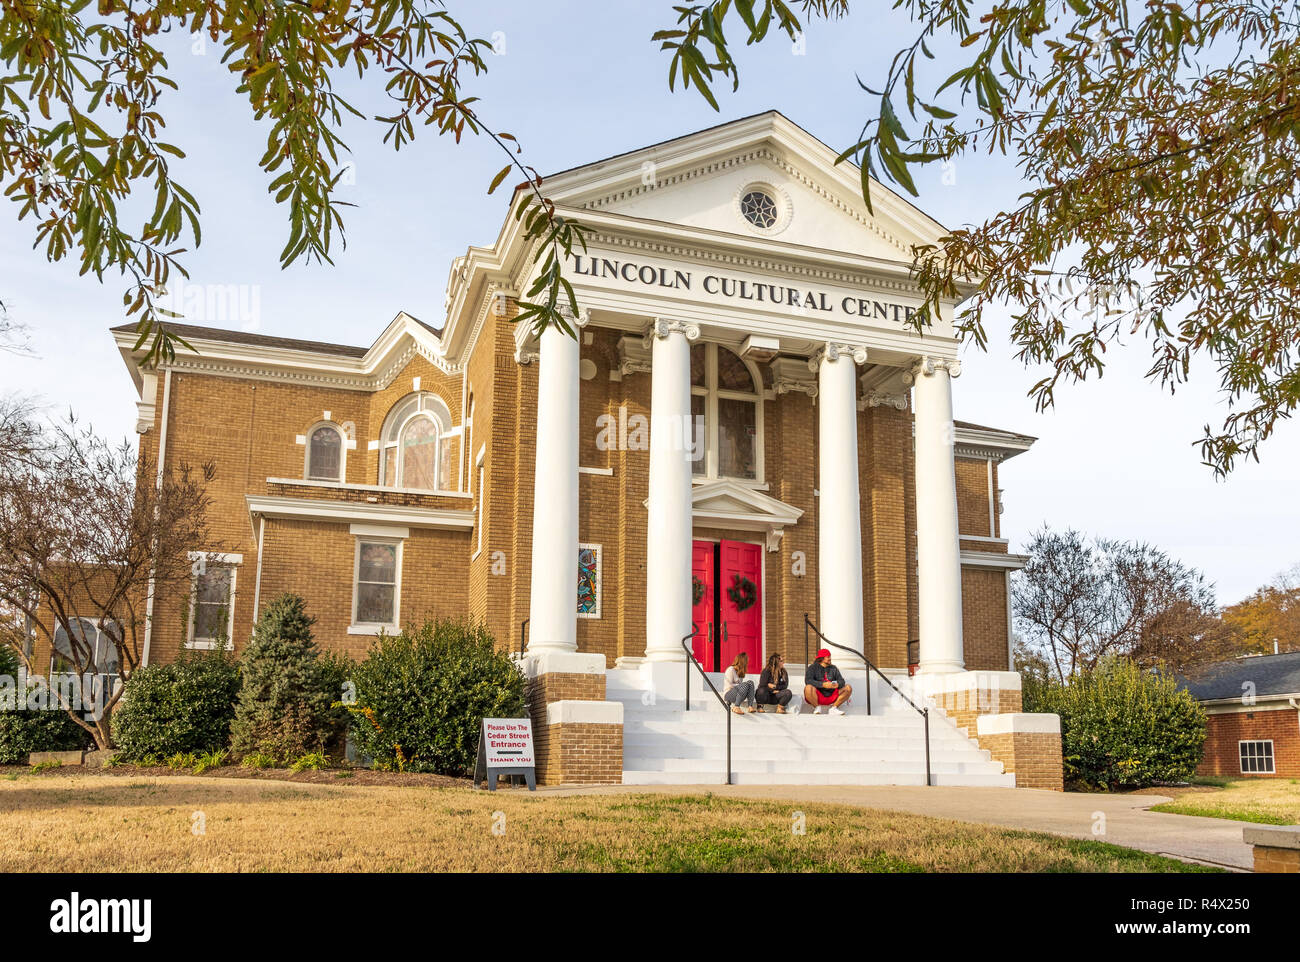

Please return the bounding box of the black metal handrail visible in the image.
[681,625,732,786]
[804,613,931,787]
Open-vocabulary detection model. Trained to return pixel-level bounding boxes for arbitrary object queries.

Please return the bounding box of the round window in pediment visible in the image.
[739,189,779,229]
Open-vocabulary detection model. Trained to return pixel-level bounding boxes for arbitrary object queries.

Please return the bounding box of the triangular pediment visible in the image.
[691,479,803,529]
[541,111,948,263]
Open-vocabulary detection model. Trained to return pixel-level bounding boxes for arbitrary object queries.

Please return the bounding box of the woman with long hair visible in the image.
[756,652,792,713]
[722,651,757,714]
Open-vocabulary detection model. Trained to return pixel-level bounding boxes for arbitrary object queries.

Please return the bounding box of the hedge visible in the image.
[347,619,524,775]
[1023,658,1206,788]
[110,649,241,759]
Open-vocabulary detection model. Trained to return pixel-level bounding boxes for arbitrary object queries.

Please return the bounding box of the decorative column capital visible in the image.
[902,355,961,385]
[645,317,701,345]
[614,334,653,379]
[771,356,818,398]
[514,345,541,365]
[859,391,908,412]
[808,342,868,372]
[558,305,591,328]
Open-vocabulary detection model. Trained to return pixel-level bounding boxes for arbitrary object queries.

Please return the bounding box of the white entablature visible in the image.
[453,110,966,372]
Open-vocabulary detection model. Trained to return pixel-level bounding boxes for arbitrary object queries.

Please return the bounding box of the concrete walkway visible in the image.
[539,783,1253,870]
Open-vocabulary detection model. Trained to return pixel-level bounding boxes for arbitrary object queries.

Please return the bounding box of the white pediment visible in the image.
[691,478,803,551]
[543,111,949,264]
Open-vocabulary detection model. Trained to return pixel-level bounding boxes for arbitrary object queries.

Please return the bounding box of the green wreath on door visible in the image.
[726,574,758,612]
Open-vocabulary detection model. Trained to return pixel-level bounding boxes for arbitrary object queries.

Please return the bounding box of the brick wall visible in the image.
[955,457,993,538]
[1198,706,1300,777]
[531,722,623,785]
[118,304,1021,679]
[961,567,1010,671]
[933,686,1022,736]
[980,731,1064,791]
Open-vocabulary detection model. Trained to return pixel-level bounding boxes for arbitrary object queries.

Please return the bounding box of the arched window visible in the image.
[306,423,344,481]
[51,618,121,676]
[690,344,763,481]
[378,392,455,490]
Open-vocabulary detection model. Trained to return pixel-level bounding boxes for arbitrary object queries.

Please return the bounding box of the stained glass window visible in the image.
[307,425,342,481]
[577,545,601,618]
[740,189,778,228]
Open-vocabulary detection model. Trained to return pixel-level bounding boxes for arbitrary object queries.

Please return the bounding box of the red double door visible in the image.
[690,539,762,673]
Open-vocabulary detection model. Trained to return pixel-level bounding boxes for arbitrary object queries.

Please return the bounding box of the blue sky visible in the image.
[1,1,1295,604]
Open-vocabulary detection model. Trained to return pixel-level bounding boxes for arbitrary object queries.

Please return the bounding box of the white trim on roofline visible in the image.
[246,494,475,531]
[959,550,1030,571]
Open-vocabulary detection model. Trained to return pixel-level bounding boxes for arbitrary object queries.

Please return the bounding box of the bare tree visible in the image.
[0,316,30,357]
[1013,528,1217,682]
[0,399,221,748]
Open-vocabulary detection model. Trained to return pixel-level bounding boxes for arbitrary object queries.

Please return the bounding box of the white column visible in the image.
[909,355,965,673]
[814,343,867,668]
[644,317,699,662]
[526,314,585,653]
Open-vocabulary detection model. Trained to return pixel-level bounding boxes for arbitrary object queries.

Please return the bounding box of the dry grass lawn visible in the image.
[0,771,1217,872]
[1149,777,1300,825]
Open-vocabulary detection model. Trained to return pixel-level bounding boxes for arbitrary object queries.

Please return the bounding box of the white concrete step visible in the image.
[622,770,1016,787]
[609,665,1004,788]
[623,756,1002,775]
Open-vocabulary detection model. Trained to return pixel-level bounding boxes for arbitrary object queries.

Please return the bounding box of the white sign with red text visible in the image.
[482,718,534,768]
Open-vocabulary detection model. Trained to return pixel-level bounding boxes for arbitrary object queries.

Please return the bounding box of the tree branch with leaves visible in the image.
[0,0,585,368]
[656,0,1300,475]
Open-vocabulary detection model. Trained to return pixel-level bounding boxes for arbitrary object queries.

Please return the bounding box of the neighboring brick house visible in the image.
[1181,652,1300,778]
[60,111,1060,786]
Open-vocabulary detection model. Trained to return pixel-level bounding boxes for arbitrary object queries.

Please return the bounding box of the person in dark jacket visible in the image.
[803,649,852,715]
[755,653,792,713]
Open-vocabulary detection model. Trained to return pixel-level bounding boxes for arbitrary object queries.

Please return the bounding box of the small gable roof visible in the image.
[1178,651,1300,701]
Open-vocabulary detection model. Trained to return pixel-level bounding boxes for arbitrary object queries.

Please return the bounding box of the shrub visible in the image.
[0,693,92,764]
[289,751,327,773]
[0,644,18,680]
[192,749,228,774]
[110,649,241,760]
[241,751,276,769]
[348,618,524,775]
[230,594,344,761]
[1024,658,1206,789]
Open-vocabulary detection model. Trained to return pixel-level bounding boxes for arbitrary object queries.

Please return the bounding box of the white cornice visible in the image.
[538,111,953,264]
[954,425,1036,463]
[246,494,476,531]
[113,311,459,393]
[959,550,1029,570]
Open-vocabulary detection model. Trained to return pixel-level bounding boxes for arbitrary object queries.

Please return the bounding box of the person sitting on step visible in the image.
[722,652,757,715]
[804,649,852,715]
[756,652,792,713]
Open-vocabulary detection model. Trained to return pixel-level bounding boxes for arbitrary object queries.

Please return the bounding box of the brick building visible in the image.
[1182,652,1300,778]
[95,112,1061,786]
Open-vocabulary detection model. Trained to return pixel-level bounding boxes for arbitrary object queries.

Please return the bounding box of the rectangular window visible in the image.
[475,458,485,556]
[577,544,601,619]
[1239,740,1275,775]
[353,540,400,628]
[188,562,236,650]
[439,434,458,491]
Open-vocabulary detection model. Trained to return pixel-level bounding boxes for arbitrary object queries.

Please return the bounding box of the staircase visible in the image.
[607,666,1014,787]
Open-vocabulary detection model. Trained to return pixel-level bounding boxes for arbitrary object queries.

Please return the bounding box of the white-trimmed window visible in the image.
[351,538,402,632]
[474,449,485,557]
[187,553,240,650]
[51,618,122,676]
[1239,740,1276,775]
[690,343,764,482]
[377,392,458,491]
[306,422,345,482]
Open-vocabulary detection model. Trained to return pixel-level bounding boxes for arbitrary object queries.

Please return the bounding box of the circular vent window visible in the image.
[739,189,779,229]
